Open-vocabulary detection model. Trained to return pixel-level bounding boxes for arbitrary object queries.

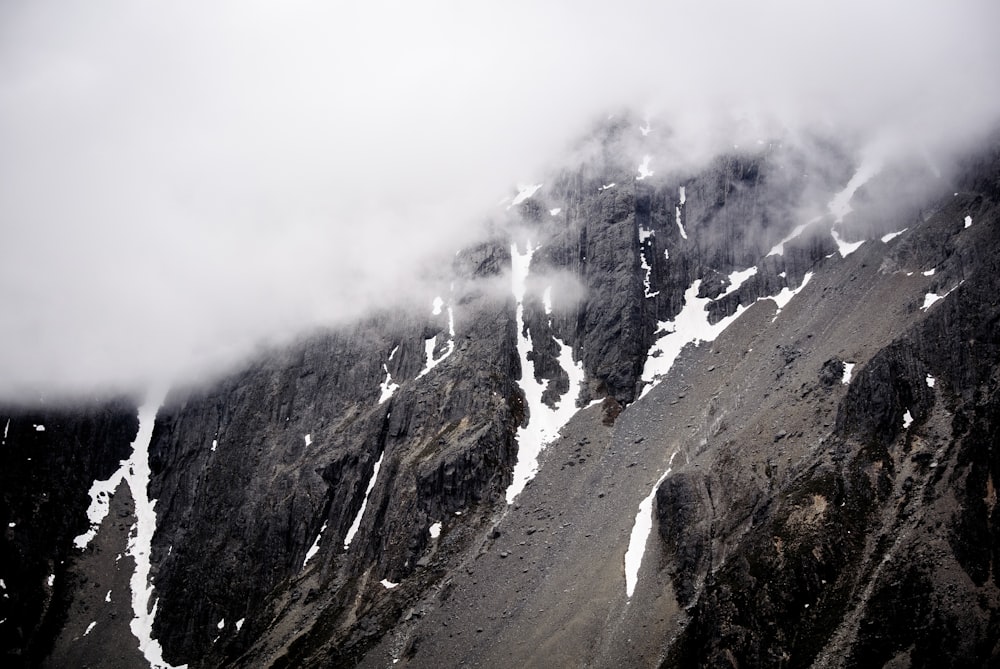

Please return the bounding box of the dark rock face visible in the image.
[0,398,138,668]
[657,154,1000,668]
[146,239,524,666]
[523,124,851,407]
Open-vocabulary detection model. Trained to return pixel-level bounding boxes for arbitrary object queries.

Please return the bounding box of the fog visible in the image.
[2,0,999,398]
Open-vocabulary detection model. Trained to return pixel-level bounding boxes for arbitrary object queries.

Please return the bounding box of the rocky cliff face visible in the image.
[0,398,139,668]
[3,122,999,669]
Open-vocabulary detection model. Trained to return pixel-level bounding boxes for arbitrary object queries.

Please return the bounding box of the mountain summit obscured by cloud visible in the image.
[2,0,999,398]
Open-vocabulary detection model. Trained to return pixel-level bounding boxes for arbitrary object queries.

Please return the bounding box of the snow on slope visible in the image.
[624,451,678,597]
[417,298,456,378]
[302,521,327,569]
[127,394,187,669]
[71,392,184,667]
[344,451,385,549]
[505,241,588,504]
[640,273,764,397]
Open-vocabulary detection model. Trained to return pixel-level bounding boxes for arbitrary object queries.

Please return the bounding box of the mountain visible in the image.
[3,119,999,668]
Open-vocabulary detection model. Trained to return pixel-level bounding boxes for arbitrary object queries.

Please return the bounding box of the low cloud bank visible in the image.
[2,0,998,397]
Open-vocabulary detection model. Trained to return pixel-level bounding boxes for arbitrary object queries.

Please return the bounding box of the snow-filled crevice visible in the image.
[73,393,184,666]
[767,216,821,257]
[417,299,456,379]
[921,281,962,312]
[378,344,401,404]
[624,450,678,597]
[881,228,908,243]
[828,156,881,257]
[640,251,659,298]
[343,451,385,550]
[302,521,327,569]
[127,394,187,669]
[674,206,688,240]
[505,241,588,504]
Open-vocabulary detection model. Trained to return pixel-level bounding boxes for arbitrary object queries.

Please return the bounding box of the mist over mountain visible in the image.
[3,3,1000,669]
[2,0,1000,398]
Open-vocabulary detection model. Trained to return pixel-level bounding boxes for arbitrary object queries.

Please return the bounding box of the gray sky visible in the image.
[2,0,999,398]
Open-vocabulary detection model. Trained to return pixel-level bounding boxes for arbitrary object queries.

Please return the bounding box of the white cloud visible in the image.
[1,0,999,397]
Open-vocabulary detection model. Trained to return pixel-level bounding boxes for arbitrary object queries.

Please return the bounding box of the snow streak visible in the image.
[343,451,385,550]
[624,451,677,597]
[302,521,327,568]
[505,241,587,504]
[127,394,186,669]
[417,300,456,379]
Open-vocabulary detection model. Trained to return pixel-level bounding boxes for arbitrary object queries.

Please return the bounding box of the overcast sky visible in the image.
[2,0,999,398]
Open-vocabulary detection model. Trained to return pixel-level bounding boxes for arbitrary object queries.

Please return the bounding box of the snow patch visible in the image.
[417,305,456,379]
[921,293,943,311]
[302,521,327,568]
[380,579,399,589]
[636,156,654,180]
[842,363,855,385]
[624,451,678,597]
[674,206,688,240]
[3,418,8,442]
[429,521,441,539]
[508,183,542,209]
[210,439,217,452]
[378,363,400,404]
[926,374,936,388]
[767,217,820,257]
[770,272,814,320]
[34,424,45,432]
[431,296,444,316]
[902,410,913,429]
[47,574,54,587]
[721,266,758,298]
[304,434,312,447]
[638,227,655,243]
[965,215,973,228]
[216,618,225,630]
[640,252,659,298]
[831,228,864,257]
[84,621,96,637]
[599,183,616,191]
[829,156,881,224]
[549,208,561,216]
[235,618,244,632]
[505,242,588,504]
[922,268,936,277]
[641,280,755,395]
[881,228,907,243]
[344,451,385,549]
[105,590,112,603]
[678,186,686,205]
